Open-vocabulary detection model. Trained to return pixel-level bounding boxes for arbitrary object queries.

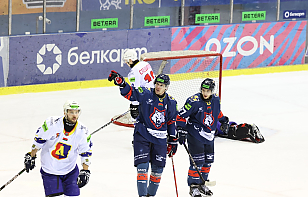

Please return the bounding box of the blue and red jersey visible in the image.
[120,84,177,145]
[177,93,226,143]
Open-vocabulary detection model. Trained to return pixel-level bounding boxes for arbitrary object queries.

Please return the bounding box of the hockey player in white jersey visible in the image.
[24,100,93,196]
[123,48,155,122]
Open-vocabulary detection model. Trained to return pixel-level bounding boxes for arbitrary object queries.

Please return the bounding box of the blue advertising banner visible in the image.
[0,37,4,87]
[8,28,171,86]
[0,37,9,87]
[283,10,306,19]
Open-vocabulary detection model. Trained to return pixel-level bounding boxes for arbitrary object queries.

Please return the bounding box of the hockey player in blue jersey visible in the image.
[176,78,229,197]
[108,70,178,197]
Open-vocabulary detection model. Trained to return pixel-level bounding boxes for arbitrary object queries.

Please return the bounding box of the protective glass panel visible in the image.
[279,0,308,21]
[184,0,231,25]
[133,0,181,29]
[79,0,130,32]
[0,3,8,36]
[233,0,277,23]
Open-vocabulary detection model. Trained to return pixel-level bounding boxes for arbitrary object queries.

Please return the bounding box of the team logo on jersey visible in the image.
[203,112,214,130]
[146,99,153,105]
[51,142,72,160]
[150,107,165,129]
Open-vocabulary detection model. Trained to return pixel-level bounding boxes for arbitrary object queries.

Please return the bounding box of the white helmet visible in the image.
[63,100,81,113]
[123,49,138,62]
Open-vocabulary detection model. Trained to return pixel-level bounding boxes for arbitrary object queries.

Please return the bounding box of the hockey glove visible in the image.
[219,116,229,134]
[108,70,126,87]
[77,169,91,188]
[24,152,36,173]
[167,135,178,157]
[130,104,139,119]
[177,126,188,145]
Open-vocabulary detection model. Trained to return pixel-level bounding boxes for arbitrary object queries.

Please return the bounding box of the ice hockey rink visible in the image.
[0,70,307,197]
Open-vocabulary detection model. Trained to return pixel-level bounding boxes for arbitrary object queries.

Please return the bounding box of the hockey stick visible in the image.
[0,111,129,192]
[170,156,179,197]
[183,143,216,187]
[0,168,26,191]
[90,110,129,135]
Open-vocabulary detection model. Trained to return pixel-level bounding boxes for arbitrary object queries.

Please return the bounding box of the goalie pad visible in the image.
[218,123,265,143]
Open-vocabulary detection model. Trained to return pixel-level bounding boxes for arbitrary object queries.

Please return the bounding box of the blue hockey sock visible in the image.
[187,165,203,186]
[147,164,164,196]
[137,162,149,196]
[201,163,211,181]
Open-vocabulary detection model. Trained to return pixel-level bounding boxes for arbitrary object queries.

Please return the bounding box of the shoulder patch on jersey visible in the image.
[138,87,143,93]
[42,121,48,132]
[184,103,192,110]
[189,95,200,102]
[129,77,135,82]
[87,135,91,143]
[168,95,176,101]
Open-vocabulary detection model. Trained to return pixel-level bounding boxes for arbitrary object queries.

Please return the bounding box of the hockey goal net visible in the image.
[112,50,222,127]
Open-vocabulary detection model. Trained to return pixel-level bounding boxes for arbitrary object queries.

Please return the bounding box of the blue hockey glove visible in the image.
[77,169,91,188]
[167,135,178,157]
[219,116,229,134]
[24,152,36,173]
[108,70,126,87]
[177,127,188,145]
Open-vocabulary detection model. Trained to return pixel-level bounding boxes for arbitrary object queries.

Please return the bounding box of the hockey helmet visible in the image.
[154,74,170,86]
[63,100,81,113]
[123,49,138,62]
[200,78,215,92]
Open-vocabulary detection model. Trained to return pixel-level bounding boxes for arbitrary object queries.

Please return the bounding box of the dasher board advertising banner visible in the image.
[171,21,306,74]
[8,28,171,86]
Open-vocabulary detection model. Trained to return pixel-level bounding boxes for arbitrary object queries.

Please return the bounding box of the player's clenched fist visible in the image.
[108,70,126,87]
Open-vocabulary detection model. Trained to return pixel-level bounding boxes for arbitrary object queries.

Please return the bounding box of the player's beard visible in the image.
[66,115,78,124]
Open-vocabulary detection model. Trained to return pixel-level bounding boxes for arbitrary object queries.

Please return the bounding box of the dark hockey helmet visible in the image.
[200,78,215,92]
[154,74,170,86]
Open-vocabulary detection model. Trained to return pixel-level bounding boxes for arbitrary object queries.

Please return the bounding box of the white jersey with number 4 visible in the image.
[32,116,92,175]
[128,61,155,89]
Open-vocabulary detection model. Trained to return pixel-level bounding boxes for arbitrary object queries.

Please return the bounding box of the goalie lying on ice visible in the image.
[216,121,265,143]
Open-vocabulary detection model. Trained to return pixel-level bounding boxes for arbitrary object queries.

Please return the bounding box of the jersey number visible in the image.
[144,71,155,83]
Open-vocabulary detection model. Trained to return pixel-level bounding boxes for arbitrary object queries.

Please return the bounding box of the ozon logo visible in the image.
[37,44,62,75]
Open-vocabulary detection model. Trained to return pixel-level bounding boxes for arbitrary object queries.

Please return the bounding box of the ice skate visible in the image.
[199,183,213,196]
[189,184,202,197]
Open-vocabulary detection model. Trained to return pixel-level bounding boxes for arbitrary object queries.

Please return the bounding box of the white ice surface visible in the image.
[0,71,308,197]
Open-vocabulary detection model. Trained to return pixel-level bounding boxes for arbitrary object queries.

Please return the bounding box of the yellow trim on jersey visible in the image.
[63,122,78,137]
[0,64,307,95]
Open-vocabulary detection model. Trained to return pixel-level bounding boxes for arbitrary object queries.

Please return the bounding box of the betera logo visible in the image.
[37,44,62,75]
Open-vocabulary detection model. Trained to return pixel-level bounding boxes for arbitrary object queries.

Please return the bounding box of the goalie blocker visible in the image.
[216,121,265,143]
